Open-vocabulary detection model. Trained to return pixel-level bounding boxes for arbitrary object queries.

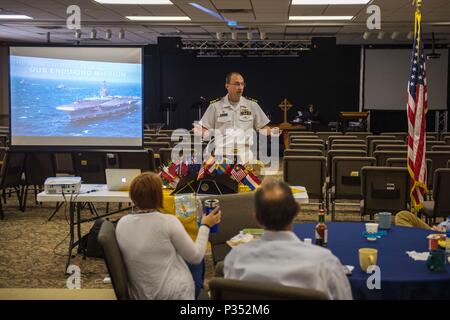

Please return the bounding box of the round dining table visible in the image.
[293,222,450,300]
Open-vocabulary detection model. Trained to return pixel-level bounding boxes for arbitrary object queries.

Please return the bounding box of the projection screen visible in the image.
[363,48,448,111]
[9,46,143,147]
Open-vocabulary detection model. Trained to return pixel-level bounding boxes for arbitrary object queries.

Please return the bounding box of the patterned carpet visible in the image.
[0,192,363,290]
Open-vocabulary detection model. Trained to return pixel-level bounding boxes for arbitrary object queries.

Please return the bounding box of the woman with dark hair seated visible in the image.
[116,172,221,300]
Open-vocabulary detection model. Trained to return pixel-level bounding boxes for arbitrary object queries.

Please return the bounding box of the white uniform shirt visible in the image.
[224,230,353,300]
[200,94,270,132]
[199,95,270,161]
[116,211,210,300]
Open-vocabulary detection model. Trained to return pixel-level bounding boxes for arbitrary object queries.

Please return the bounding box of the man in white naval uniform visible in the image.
[193,72,278,163]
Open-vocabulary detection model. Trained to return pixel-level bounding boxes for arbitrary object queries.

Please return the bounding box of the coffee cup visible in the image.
[365,222,379,234]
[376,212,392,229]
[359,248,378,273]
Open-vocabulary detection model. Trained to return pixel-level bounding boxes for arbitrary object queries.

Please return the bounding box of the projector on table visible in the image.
[44,177,82,194]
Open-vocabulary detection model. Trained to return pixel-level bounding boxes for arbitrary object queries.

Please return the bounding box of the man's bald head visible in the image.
[254,179,299,231]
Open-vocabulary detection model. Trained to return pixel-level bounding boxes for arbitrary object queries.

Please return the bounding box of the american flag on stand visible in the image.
[407,6,428,210]
[231,164,247,183]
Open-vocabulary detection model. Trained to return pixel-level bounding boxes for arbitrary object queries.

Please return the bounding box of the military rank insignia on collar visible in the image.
[209,98,221,104]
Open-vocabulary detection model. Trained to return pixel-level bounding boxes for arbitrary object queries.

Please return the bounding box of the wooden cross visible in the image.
[278,98,292,126]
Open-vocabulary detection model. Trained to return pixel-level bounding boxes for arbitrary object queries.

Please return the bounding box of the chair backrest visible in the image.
[0,151,26,188]
[328,135,357,148]
[443,136,450,145]
[287,131,316,141]
[290,139,323,145]
[288,143,324,154]
[361,166,409,217]
[316,132,342,143]
[143,133,168,138]
[369,140,405,156]
[283,156,326,199]
[373,150,407,166]
[386,158,432,189]
[159,148,173,166]
[366,135,396,152]
[72,152,106,184]
[344,132,372,139]
[432,168,450,218]
[331,144,367,152]
[118,149,155,172]
[431,145,450,152]
[375,144,407,152]
[54,153,75,174]
[205,193,258,265]
[24,152,56,185]
[208,278,328,300]
[158,130,174,135]
[97,220,129,300]
[427,151,450,184]
[284,149,323,157]
[426,132,439,140]
[143,142,170,153]
[426,141,446,151]
[327,150,367,177]
[0,147,7,162]
[380,132,407,141]
[332,156,376,199]
[289,135,319,144]
[331,139,365,146]
[155,136,173,146]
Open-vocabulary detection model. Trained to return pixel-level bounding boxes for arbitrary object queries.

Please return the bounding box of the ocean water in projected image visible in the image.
[10,56,142,138]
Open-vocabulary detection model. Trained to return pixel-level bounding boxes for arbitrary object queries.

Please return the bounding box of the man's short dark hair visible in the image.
[254,180,299,230]
[225,72,243,84]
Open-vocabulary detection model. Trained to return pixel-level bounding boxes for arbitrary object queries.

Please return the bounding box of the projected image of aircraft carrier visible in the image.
[56,82,140,122]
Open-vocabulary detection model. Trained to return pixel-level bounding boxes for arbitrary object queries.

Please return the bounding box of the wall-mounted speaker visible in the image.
[311,37,336,51]
[158,37,182,54]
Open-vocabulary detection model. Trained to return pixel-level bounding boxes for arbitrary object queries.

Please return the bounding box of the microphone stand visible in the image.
[167,96,173,128]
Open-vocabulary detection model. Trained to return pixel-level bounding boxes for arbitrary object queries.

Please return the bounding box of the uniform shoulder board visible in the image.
[245,96,258,103]
[209,97,221,104]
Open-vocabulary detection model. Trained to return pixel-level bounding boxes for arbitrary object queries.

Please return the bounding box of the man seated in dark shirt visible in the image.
[304,104,320,122]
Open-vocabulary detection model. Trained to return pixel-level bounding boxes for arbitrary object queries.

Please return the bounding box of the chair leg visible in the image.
[2,189,6,204]
[0,198,3,219]
[22,185,28,212]
[34,185,38,205]
[16,187,25,212]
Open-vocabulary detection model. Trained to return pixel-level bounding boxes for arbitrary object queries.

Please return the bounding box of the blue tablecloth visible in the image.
[293,222,450,300]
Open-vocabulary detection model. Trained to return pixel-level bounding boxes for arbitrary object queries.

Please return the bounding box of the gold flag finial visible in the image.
[413,0,422,9]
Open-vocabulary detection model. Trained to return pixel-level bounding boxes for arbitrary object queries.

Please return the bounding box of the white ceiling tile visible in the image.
[211,0,252,10]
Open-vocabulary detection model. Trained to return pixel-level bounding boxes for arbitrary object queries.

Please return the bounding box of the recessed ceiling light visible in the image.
[289,16,353,21]
[126,16,191,21]
[0,15,33,19]
[95,0,173,4]
[292,0,370,4]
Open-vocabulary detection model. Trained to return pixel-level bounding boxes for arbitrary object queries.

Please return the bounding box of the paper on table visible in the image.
[406,251,430,261]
